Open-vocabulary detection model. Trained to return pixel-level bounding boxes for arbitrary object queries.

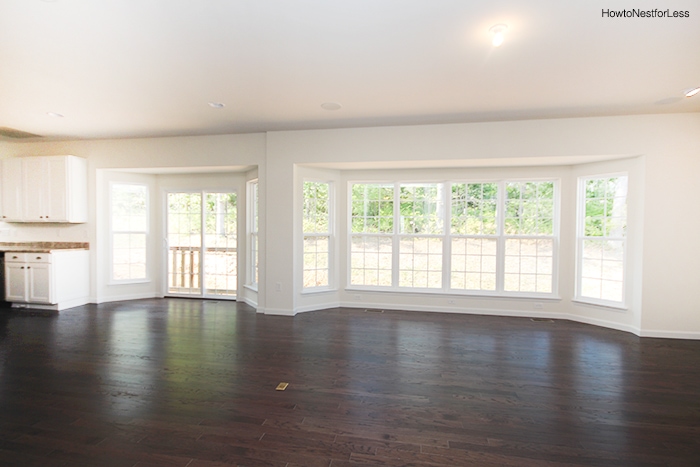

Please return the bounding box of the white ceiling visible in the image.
[1,0,698,140]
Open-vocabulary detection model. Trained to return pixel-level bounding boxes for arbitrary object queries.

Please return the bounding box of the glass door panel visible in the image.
[167,193,202,295]
[204,193,238,297]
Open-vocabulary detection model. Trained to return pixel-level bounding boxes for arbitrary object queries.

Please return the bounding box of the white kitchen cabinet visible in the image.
[1,158,24,222]
[1,155,87,223]
[4,250,90,310]
[5,261,30,302]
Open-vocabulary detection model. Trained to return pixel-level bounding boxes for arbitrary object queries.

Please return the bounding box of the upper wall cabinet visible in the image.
[1,155,88,223]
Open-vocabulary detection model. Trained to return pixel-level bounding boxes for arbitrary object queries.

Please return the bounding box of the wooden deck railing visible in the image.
[168,246,237,292]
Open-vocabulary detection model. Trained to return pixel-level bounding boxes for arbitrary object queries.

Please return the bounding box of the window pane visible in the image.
[583,176,627,238]
[303,236,330,288]
[503,238,553,293]
[112,233,147,281]
[580,239,624,302]
[505,181,555,236]
[350,235,392,287]
[351,184,394,234]
[303,182,330,234]
[451,183,498,235]
[399,183,444,235]
[399,236,442,288]
[112,184,148,232]
[248,181,259,286]
[450,238,497,291]
[111,184,148,281]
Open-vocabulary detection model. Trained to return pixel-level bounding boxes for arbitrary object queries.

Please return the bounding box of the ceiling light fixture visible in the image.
[208,102,225,108]
[489,24,508,47]
[46,112,64,118]
[321,102,342,111]
[684,87,700,98]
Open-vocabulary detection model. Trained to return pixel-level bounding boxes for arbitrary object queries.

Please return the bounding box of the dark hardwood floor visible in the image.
[1,299,699,466]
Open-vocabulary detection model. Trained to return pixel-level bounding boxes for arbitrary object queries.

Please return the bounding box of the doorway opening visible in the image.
[166,191,238,299]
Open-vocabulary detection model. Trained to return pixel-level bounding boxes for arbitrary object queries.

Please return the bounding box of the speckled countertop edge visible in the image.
[0,242,89,253]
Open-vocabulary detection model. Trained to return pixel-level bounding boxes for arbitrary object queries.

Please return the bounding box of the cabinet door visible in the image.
[23,157,47,221]
[27,263,53,304]
[5,263,28,302]
[1,159,24,222]
[46,157,68,222]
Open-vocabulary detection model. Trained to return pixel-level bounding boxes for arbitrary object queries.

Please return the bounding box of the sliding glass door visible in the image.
[166,191,237,298]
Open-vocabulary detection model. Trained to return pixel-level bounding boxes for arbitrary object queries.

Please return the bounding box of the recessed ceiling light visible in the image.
[208,102,225,108]
[46,112,64,118]
[684,87,700,98]
[321,102,342,111]
[489,24,508,47]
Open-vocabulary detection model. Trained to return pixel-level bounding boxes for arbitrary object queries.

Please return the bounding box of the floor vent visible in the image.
[365,309,385,313]
[531,318,555,323]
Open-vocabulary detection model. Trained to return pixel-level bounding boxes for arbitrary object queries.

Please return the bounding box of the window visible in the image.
[577,175,627,305]
[398,184,444,289]
[450,182,498,291]
[350,183,394,287]
[111,183,148,282]
[349,180,558,296]
[503,181,555,294]
[247,180,259,288]
[303,181,332,289]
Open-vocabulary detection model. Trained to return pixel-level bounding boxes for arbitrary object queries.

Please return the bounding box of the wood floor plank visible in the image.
[1,299,700,466]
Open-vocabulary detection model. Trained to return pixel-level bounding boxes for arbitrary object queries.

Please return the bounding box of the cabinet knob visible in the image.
[20,266,24,269]
[36,256,42,260]
[27,266,31,269]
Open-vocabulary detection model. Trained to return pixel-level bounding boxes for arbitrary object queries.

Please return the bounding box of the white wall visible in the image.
[2,113,700,338]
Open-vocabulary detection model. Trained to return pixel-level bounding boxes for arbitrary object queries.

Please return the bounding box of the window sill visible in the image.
[345,286,561,301]
[108,279,151,286]
[301,287,338,295]
[243,284,258,293]
[572,298,627,311]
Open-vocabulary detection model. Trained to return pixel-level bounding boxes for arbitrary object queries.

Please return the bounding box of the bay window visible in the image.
[348,179,559,296]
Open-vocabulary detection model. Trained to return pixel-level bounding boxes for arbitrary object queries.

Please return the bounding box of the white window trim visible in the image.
[302,179,335,293]
[346,178,560,298]
[246,179,259,291]
[162,188,239,299]
[108,181,150,285]
[575,172,628,308]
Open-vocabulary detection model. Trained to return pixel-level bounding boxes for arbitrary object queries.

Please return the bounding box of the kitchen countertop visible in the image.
[0,242,89,253]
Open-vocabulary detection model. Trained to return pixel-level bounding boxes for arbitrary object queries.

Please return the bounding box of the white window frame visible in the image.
[575,173,628,309]
[302,179,335,293]
[346,179,560,298]
[246,179,259,291]
[109,181,149,284]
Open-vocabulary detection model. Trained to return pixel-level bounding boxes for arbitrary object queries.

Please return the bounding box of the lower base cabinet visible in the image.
[4,250,89,311]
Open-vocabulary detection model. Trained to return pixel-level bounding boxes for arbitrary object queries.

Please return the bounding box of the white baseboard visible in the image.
[240,296,258,308]
[337,300,650,337]
[10,296,91,312]
[94,292,158,304]
[294,302,339,314]
[257,307,295,316]
[639,329,700,339]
